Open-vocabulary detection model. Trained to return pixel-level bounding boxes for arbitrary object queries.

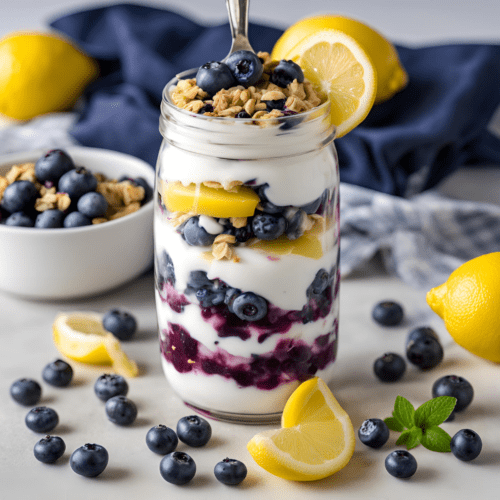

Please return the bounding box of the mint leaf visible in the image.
[420,426,452,452]
[396,429,411,447]
[393,396,415,429]
[384,417,405,432]
[415,396,457,428]
[406,427,423,449]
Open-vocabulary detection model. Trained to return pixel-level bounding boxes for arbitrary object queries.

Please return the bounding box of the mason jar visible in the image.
[154,70,340,424]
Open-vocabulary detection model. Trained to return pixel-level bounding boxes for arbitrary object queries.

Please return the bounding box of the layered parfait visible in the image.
[154,50,339,421]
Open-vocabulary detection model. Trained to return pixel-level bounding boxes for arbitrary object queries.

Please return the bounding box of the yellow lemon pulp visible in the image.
[427,252,500,363]
[271,15,408,104]
[248,233,323,259]
[0,31,98,121]
[247,377,355,481]
[53,312,139,377]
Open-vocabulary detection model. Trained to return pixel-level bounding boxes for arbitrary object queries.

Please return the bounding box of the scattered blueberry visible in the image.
[252,213,287,240]
[270,59,304,87]
[156,250,176,286]
[77,191,108,218]
[214,458,248,485]
[432,375,474,412]
[300,190,327,214]
[232,292,268,321]
[255,184,286,214]
[34,149,74,183]
[450,429,482,461]
[42,359,73,387]
[374,353,406,382]
[198,103,214,114]
[226,50,263,86]
[308,268,331,297]
[406,327,443,370]
[372,301,404,326]
[102,309,137,341]
[195,286,227,308]
[234,224,253,242]
[263,98,286,111]
[160,451,196,485]
[63,211,92,228]
[285,208,307,239]
[196,61,236,96]
[25,407,59,433]
[385,450,417,478]
[236,111,251,119]
[186,270,213,291]
[10,378,42,406]
[182,216,216,246]
[94,374,129,402]
[146,425,179,455]
[0,180,38,213]
[358,419,390,448]
[70,443,109,477]
[105,395,137,426]
[34,435,66,463]
[35,209,65,228]
[58,167,98,200]
[5,211,35,227]
[224,287,242,313]
[176,415,212,447]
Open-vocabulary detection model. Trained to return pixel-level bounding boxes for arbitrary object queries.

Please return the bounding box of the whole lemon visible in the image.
[427,252,500,363]
[271,15,408,104]
[0,31,98,121]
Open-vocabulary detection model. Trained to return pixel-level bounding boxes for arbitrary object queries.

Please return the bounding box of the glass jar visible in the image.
[154,70,340,424]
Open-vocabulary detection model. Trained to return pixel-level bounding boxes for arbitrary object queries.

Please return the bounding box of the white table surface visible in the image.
[1,1,500,499]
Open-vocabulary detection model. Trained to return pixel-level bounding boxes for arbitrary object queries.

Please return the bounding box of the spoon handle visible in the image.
[225,0,254,57]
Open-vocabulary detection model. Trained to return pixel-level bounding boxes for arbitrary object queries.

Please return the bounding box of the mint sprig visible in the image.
[384,395,456,452]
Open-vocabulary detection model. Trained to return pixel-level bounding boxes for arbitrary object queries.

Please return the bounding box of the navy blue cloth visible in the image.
[50,3,500,196]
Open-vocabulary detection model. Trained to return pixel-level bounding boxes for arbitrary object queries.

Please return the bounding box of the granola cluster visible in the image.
[171,52,323,119]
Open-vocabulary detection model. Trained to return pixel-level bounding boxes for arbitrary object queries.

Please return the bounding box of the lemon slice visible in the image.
[287,29,376,138]
[52,312,139,377]
[247,377,355,481]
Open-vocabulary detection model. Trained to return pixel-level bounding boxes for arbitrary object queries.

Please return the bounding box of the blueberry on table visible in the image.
[42,359,73,387]
[252,213,287,240]
[226,50,263,86]
[63,211,92,228]
[160,451,196,485]
[105,395,137,426]
[77,191,108,218]
[270,59,304,88]
[406,328,443,370]
[146,425,179,455]
[10,378,42,406]
[373,353,406,382]
[102,309,137,341]
[25,407,59,433]
[70,443,109,477]
[358,419,390,448]
[432,375,474,412]
[34,435,66,463]
[94,374,129,402]
[34,149,74,183]
[385,450,417,478]
[176,415,212,447]
[450,429,482,461]
[182,216,217,246]
[1,180,38,213]
[196,61,236,96]
[5,211,35,227]
[57,167,98,200]
[35,209,65,228]
[214,458,248,485]
[372,300,404,326]
[232,292,268,322]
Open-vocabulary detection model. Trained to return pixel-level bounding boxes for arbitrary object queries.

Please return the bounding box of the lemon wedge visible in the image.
[247,377,355,481]
[52,312,139,377]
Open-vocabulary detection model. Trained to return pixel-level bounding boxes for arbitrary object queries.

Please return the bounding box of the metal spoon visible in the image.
[224,0,254,60]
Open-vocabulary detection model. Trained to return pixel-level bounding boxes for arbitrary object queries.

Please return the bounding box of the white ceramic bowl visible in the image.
[0,146,154,300]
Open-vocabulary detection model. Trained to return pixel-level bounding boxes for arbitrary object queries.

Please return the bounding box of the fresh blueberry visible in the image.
[10,378,42,406]
[5,211,34,227]
[146,425,179,455]
[236,111,251,119]
[70,443,109,477]
[226,50,263,86]
[232,292,268,321]
[372,301,404,326]
[1,180,38,213]
[234,223,253,242]
[25,407,59,433]
[196,61,236,96]
[196,287,226,308]
[63,211,91,228]
[159,451,196,485]
[406,326,439,344]
[176,415,212,447]
[94,374,129,402]
[374,353,406,382]
[263,98,286,112]
[255,184,286,214]
[42,359,73,387]
[307,268,331,297]
[300,189,328,214]
[77,191,108,218]
[186,270,213,291]
[58,167,97,200]
[450,429,482,461]
[105,395,137,426]
[35,209,65,228]
[285,208,307,240]
[385,450,417,478]
[156,250,176,286]
[252,213,287,240]
[432,375,474,412]
[214,458,248,485]
[35,149,74,183]
[270,59,304,87]
[406,329,443,370]
[34,435,66,463]
[102,309,137,341]
[198,103,214,114]
[182,216,216,246]
[224,287,242,313]
[358,419,390,448]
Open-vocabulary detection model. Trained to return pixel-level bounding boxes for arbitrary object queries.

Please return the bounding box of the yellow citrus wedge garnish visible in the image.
[285,29,376,138]
[52,312,139,377]
[247,377,355,481]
